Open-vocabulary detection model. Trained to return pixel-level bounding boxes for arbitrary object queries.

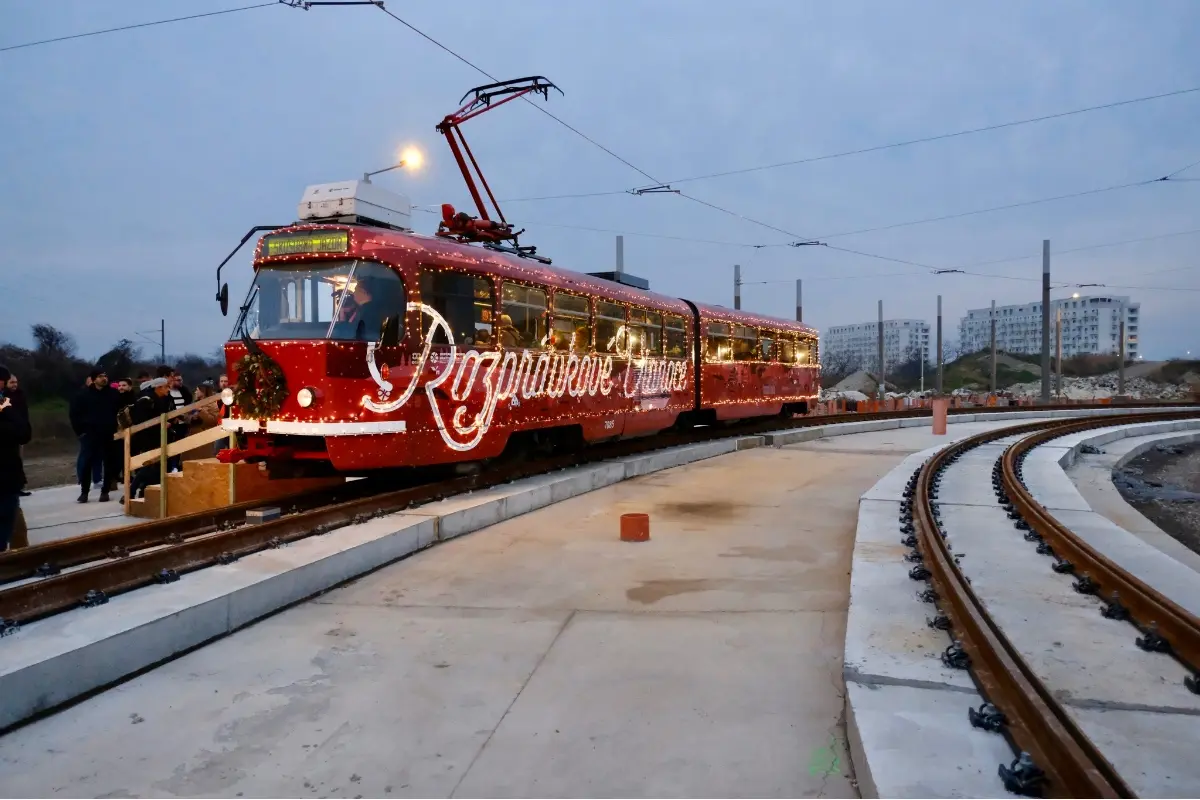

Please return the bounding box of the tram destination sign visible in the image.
[262,230,350,257]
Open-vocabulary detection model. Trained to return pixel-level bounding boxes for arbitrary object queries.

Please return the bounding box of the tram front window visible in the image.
[231,261,406,343]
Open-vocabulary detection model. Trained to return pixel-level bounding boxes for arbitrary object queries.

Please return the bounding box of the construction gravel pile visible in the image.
[1007,371,1198,400]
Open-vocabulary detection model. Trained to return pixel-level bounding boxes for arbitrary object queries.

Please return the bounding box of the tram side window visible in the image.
[552,292,591,352]
[595,300,627,354]
[732,324,757,361]
[420,270,493,346]
[629,308,663,358]
[777,335,796,364]
[664,315,688,358]
[500,283,548,348]
[795,337,812,365]
[706,322,731,361]
[759,330,774,361]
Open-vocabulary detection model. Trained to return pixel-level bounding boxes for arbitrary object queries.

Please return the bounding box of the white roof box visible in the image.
[298,180,412,230]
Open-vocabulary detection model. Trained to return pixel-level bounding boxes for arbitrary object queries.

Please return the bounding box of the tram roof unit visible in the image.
[297,180,413,232]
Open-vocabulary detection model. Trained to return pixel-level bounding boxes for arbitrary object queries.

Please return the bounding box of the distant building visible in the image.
[958,295,1139,359]
[824,319,930,372]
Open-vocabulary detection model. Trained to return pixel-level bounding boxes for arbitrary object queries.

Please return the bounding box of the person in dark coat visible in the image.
[4,372,31,497]
[0,364,32,551]
[69,369,120,503]
[69,374,103,490]
[127,378,173,501]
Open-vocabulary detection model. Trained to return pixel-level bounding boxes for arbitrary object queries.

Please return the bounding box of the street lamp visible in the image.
[362,146,423,183]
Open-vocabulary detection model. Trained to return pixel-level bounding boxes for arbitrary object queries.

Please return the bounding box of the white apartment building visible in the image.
[824,319,930,371]
[959,295,1140,359]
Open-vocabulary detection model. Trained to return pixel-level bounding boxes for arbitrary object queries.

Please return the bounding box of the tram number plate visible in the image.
[263,230,350,257]
[603,420,616,430]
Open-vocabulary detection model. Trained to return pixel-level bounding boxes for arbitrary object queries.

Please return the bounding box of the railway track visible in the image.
[903,409,1200,797]
[0,402,1189,632]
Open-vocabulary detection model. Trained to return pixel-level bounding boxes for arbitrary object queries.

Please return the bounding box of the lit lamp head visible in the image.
[362,146,423,183]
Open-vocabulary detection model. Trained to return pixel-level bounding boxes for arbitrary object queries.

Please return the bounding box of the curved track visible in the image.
[904,409,1200,797]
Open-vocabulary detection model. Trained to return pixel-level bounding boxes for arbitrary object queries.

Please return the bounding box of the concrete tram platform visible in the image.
[0,417,1061,798]
[0,407,1193,798]
[17,484,139,547]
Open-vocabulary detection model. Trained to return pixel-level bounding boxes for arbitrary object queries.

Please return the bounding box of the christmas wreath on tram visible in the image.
[232,348,288,419]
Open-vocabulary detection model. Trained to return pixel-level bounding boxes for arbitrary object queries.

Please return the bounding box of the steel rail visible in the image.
[3,401,1169,588]
[1002,416,1200,687]
[912,418,1127,798]
[909,409,1200,797]
[3,403,1192,628]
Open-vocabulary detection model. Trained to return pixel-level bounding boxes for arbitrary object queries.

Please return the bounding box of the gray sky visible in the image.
[2,0,1198,360]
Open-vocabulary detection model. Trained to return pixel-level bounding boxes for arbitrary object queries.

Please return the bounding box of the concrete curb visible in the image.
[1026,418,1200,618]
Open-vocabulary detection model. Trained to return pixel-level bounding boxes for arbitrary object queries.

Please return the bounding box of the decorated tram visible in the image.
[213,77,819,477]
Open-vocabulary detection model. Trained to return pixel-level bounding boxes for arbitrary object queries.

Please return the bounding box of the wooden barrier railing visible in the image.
[112,394,234,517]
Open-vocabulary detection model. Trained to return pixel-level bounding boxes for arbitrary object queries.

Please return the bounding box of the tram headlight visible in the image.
[220,387,234,406]
[297,387,316,408]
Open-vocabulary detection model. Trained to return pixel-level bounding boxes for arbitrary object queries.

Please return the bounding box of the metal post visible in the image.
[795,279,803,322]
[158,413,168,519]
[615,235,624,276]
[990,299,997,393]
[920,349,925,394]
[733,264,741,310]
[1041,240,1051,404]
[1118,301,1126,397]
[229,433,237,505]
[877,300,885,402]
[160,319,166,364]
[936,295,943,395]
[1055,307,1063,399]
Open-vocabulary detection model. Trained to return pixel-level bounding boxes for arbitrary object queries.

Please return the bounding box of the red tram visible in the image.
[214,77,820,476]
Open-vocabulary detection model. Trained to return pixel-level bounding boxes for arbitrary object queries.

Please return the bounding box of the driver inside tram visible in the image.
[338,278,388,340]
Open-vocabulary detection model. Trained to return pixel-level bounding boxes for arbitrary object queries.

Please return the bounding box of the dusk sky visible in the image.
[2,0,1198,360]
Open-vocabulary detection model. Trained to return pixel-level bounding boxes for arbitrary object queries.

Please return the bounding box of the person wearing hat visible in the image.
[68,369,120,503]
[0,364,32,551]
[126,377,173,501]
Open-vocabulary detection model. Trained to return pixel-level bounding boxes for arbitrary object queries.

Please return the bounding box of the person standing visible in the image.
[70,373,104,490]
[0,365,32,551]
[111,377,138,486]
[5,372,30,497]
[128,378,172,501]
[69,370,120,503]
[162,368,192,473]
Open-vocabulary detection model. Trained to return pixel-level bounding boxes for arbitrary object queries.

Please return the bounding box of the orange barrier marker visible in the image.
[932,397,949,435]
[620,513,650,542]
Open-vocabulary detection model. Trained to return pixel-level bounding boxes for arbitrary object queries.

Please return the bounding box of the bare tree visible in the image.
[31,324,76,358]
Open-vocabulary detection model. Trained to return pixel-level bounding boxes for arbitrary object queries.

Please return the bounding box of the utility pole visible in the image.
[1041,239,1051,404]
[1118,300,1126,397]
[795,279,803,322]
[160,319,165,364]
[990,299,997,393]
[1055,307,1063,399]
[936,295,944,395]
[734,264,742,310]
[877,300,885,401]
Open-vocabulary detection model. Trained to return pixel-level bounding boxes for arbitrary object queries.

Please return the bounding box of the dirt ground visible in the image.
[1115,441,1200,555]
[20,445,78,490]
